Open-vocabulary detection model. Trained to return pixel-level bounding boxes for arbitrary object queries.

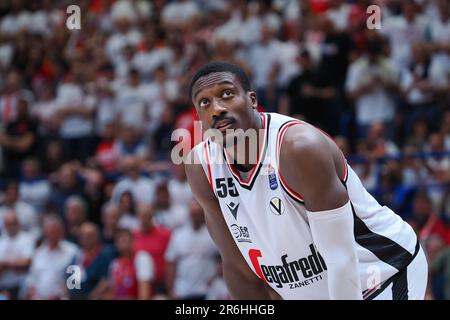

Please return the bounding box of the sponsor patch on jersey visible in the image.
[268,164,278,190]
[230,224,252,243]
[248,244,327,289]
[269,197,285,215]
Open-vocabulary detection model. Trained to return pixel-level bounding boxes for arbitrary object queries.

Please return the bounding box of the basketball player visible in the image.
[184,62,428,300]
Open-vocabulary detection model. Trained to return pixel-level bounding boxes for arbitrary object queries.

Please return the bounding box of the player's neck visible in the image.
[226,112,263,172]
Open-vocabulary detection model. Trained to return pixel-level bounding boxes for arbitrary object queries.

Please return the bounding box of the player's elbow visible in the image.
[222,259,268,299]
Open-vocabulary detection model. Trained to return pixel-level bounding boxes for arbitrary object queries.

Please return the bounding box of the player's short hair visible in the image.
[189,61,251,99]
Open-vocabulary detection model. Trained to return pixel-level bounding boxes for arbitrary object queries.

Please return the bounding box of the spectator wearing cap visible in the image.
[165,199,217,300]
[67,222,115,300]
[26,215,78,300]
[133,204,170,295]
[0,210,35,299]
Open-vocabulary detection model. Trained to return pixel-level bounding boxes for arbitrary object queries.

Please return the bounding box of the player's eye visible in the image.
[199,98,209,108]
[222,90,233,98]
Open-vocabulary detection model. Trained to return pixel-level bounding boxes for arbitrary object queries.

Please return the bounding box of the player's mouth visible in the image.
[215,119,235,132]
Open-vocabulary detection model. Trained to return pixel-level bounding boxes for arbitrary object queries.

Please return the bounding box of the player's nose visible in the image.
[210,98,227,120]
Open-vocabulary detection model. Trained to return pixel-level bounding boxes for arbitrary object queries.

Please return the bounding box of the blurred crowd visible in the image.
[0,0,449,300]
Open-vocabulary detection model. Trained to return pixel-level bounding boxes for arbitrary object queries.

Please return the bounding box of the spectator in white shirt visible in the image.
[165,199,218,300]
[26,215,78,300]
[153,182,189,231]
[0,2,30,36]
[131,28,172,80]
[400,42,443,132]
[428,0,450,66]
[111,156,156,206]
[346,37,399,139]
[0,180,39,240]
[168,164,193,209]
[0,210,35,299]
[246,23,282,111]
[93,65,119,137]
[161,0,200,29]
[31,82,59,138]
[326,0,351,31]
[55,65,95,163]
[379,0,428,70]
[115,69,147,130]
[107,2,143,67]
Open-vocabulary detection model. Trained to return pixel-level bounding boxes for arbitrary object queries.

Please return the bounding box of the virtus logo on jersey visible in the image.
[248,244,327,289]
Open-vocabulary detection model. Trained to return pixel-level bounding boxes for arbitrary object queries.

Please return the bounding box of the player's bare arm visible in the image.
[185,151,272,300]
[279,124,363,299]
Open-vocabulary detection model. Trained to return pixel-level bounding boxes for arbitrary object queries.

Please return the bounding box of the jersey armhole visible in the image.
[276,121,306,204]
[276,121,349,203]
[199,140,214,192]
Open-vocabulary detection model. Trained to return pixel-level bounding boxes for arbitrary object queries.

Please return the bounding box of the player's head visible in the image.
[189,62,259,142]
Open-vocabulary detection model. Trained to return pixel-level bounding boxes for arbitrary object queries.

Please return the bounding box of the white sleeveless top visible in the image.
[194,112,418,299]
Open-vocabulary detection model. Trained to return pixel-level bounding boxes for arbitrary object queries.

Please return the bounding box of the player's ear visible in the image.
[248,91,258,109]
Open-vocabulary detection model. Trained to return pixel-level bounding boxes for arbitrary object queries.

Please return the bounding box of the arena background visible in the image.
[0,0,448,300]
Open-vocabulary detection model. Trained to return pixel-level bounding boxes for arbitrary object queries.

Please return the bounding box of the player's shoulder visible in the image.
[281,120,327,156]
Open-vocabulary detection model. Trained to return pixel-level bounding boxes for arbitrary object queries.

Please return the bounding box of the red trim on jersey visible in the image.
[224,113,267,186]
[342,156,348,183]
[363,286,378,299]
[277,121,306,203]
[203,141,214,191]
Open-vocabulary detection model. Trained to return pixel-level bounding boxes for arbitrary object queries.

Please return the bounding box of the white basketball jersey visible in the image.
[195,112,418,300]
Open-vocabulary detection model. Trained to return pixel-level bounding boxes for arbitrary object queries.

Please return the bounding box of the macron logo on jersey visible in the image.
[248,244,327,289]
[226,202,239,220]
